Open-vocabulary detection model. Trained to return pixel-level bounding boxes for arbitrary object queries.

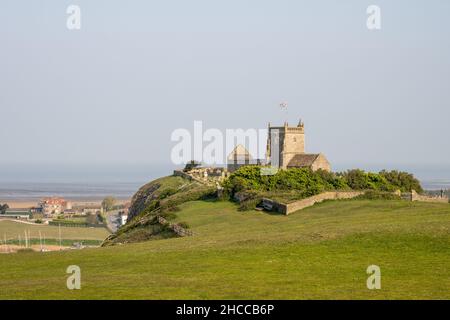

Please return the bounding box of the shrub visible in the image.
[341,170,406,192]
[224,166,348,200]
[379,170,423,193]
[340,169,371,190]
[223,166,423,201]
[159,212,177,221]
[159,188,178,199]
[183,160,202,172]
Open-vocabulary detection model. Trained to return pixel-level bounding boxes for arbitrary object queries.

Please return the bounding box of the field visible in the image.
[0,199,449,299]
[0,220,110,242]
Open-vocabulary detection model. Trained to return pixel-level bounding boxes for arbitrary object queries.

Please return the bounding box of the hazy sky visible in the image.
[1,1,449,175]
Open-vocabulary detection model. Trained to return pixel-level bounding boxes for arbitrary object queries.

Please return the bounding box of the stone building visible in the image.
[226,119,331,173]
[266,120,331,172]
[285,153,331,172]
[227,145,252,172]
[39,197,68,216]
[227,144,267,173]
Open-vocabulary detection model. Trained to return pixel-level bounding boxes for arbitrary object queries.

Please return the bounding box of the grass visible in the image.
[0,220,110,242]
[0,199,449,299]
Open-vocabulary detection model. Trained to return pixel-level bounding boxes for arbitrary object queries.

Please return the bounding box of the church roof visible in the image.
[286,154,321,167]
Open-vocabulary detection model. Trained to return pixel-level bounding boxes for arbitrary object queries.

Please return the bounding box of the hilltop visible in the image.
[103,166,427,245]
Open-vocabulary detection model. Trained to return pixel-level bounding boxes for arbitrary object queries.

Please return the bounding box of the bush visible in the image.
[340,169,387,190]
[223,166,423,201]
[340,170,409,192]
[159,188,178,199]
[183,160,202,172]
[159,212,177,221]
[379,170,423,193]
[224,166,347,201]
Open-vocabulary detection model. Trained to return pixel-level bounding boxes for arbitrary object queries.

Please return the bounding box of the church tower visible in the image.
[266,120,305,168]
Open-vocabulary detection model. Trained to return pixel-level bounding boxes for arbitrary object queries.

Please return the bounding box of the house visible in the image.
[39,198,68,216]
[0,209,31,220]
[120,212,128,226]
[82,206,103,215]
[63,209,77,216]
[118,202,130,226]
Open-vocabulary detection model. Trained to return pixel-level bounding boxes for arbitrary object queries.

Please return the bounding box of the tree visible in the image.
[0,204,9,214]
[379,170,423,193]
[183,160,202,172]
[101,196,116,212]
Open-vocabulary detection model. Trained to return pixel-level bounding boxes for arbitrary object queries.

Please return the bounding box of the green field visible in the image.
[0,199,449,299]
[0,220,110,242]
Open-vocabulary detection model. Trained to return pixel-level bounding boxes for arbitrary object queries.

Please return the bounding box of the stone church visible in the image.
[227,119,331,172]
[266,120,331,171]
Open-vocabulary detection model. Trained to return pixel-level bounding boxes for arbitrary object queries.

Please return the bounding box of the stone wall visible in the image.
[265,189,449,216]
[265,191,364,215]
[173,170,200,183]
[409,190,449,203]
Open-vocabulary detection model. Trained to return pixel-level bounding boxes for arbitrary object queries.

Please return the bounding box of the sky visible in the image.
[0,0,449,180]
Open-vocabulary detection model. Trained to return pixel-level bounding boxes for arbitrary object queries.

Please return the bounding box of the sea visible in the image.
[0,164,449,202]
[0,164,173,202]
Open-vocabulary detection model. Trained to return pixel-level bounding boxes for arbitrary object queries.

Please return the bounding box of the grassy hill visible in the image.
[103,175,215,245]
[0,199,449,299]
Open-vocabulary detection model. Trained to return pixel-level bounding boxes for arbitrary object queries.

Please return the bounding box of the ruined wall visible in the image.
[173,168,227,186]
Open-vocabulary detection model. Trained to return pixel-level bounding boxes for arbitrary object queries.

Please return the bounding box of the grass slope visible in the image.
[0,200,449,299]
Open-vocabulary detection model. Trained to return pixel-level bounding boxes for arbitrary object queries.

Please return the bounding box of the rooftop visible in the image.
[287,154,321,167]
